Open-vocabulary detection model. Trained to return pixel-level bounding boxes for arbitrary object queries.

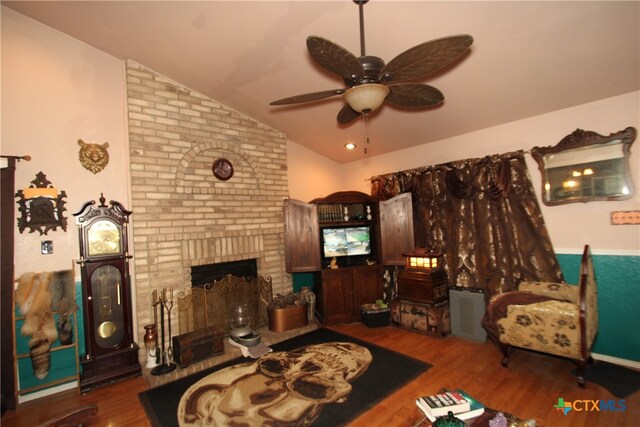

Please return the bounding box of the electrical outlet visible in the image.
[41,240,53,254]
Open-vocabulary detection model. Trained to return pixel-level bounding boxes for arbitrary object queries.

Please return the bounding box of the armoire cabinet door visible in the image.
[380,193,415,265]
[320,268,353,323]
[352,265,383,315]
[283,198,321,272]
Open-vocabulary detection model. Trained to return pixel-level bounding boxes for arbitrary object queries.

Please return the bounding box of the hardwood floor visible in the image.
[2,323,638,426]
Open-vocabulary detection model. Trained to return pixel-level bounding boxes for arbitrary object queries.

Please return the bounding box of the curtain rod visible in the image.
[365,149,532,182]
[0,155,31,161]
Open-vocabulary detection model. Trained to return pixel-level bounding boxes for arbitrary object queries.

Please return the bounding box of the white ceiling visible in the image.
[4,1,639,163]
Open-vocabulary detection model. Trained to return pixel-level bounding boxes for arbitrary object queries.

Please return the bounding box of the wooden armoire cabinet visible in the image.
[283,191,414,324]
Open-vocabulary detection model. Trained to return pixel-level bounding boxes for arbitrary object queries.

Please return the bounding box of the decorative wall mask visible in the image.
[15,171,68,235]
[78,139,110,174]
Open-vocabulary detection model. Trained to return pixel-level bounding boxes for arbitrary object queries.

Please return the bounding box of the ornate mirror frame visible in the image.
[531,127,636,206]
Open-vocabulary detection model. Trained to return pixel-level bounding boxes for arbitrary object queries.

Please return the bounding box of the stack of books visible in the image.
[416,389,485,422]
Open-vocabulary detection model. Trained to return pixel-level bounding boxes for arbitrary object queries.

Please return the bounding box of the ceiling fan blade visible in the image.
[307,36,364,82]
[380,35,473,83]
[337,104,361,124]
[270,88,345,106]
[385,83,444,108]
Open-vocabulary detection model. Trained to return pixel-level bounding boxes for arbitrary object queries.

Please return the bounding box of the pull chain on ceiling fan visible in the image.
[270,0,473,126]
[362,113,371,155]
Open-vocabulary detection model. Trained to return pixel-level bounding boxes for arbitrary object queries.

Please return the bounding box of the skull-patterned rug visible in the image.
[139,328,431,426]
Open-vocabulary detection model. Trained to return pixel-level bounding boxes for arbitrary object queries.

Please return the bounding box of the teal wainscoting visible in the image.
[557,252,640,362]
[292,272,315,293]
[14,280,85,399]
[76,280,86,358]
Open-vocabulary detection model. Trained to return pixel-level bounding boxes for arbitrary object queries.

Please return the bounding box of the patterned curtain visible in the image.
[371,151,563,295]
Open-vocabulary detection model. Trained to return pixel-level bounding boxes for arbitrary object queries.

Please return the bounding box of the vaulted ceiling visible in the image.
[4,1,639,163]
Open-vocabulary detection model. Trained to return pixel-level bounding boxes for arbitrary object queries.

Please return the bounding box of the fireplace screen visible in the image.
[177,274,272,336]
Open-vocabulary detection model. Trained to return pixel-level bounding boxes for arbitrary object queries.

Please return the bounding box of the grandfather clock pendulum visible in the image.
[74,194,141,392]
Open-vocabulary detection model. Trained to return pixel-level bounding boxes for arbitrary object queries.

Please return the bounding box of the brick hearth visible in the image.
[143,321,319,388]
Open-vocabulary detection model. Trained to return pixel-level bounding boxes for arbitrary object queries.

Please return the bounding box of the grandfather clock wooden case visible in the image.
[284,191,414,324]
[74,196,140,393]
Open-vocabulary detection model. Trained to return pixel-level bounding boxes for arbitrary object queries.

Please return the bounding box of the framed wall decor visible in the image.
[15,171,68,235]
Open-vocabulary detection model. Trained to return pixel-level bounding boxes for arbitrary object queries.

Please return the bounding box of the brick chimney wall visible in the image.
[125,61,291,337]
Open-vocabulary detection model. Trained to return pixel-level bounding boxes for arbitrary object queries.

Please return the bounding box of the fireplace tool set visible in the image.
[147,288,177,375]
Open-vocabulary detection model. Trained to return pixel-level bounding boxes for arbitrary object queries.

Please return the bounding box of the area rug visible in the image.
[139,328,431,426]
[582,360,640,398]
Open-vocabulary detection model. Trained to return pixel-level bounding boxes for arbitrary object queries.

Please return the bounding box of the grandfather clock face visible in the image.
[87,219,121,257]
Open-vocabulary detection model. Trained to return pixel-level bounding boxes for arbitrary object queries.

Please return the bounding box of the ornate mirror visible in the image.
[531,127,636,206]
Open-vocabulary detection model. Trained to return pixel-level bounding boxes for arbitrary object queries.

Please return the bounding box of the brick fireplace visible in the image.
[125,61,291,348]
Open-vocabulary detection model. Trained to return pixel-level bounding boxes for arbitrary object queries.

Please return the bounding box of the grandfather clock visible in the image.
[74,194,140,392]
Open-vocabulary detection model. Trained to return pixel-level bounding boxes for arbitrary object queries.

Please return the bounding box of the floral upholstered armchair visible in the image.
[482,245,598,387]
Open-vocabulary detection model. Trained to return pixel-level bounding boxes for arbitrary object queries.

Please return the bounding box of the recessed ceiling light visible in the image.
[345,143,356,150]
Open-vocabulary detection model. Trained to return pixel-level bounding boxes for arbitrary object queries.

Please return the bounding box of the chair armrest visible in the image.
[518,281,579,304]
[497,300,582,359]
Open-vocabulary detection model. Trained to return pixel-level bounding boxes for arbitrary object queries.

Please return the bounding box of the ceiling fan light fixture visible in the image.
[344,84,390,113]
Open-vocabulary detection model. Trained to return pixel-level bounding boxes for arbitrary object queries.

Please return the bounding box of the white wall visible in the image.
[286,140,345,202]
[340,92,640,254]
[2,7,131,277]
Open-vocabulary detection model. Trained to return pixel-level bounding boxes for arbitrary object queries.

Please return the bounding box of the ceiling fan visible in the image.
[270,0,473,125]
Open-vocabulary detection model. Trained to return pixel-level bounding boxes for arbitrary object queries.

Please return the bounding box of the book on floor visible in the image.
[416,389,485,422]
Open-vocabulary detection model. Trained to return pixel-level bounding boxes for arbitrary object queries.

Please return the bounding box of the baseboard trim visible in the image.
[555,248,639,256]
[18,381,78,404]
[592,352,640,370]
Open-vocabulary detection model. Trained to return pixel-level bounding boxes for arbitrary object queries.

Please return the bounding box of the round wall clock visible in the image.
[212,158,234,181]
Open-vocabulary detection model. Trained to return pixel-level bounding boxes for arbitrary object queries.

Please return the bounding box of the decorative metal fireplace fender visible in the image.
[176,274,273,336]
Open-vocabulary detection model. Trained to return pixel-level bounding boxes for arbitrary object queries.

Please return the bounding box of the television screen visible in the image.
[322,226,371,258]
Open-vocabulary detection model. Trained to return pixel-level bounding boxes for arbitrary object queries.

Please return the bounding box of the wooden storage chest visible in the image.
[172,326,225,368]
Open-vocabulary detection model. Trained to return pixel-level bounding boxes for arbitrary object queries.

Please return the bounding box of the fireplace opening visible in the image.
[191,259,258,287]
[178,259,271,337]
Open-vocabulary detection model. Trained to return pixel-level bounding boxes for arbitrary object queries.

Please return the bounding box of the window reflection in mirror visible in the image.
[531,127,636,206]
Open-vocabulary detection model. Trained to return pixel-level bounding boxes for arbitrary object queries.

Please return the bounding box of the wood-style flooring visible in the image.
[2,323,638,426]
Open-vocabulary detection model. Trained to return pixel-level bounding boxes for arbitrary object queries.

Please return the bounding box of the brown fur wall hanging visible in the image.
[78,139,110,174]
[15,270,76,379]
